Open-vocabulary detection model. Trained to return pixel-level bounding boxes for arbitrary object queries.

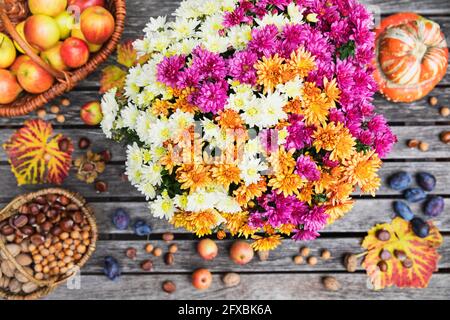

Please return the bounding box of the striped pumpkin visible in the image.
[374,13,448,103]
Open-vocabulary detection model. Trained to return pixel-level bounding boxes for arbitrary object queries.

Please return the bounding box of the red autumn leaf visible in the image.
[361,217,442,290]
[100,65,127,94]
[3,119,74,185]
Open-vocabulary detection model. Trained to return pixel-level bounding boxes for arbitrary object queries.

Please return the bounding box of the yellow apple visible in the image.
[29,0,68,17]
[14,22,39,54]
[0,32,16,69]
[41,42,69,71]
[55,11,75,40]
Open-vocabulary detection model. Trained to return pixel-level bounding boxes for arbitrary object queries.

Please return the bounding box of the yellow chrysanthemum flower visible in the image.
[251,235,283,251]
[176,164,212,192]
[211,164,241,189]
[269,173,304,196]
[313,122,356,161]
[288,47,316,78]
[233,179,267,206]
[342,151,382,195]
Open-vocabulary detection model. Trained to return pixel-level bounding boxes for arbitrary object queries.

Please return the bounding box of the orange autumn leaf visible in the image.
[100,65,127,94]
[362,217,442,290]
[117,40,138,68]
[3,119,74,185]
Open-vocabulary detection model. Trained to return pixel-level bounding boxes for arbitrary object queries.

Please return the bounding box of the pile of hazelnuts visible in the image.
[0,193,93,295]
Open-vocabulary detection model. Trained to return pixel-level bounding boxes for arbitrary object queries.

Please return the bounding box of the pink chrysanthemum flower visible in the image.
[194,81,229,114]
[156,55,186,88]
[296,155,320,182]
[228,51,258,85]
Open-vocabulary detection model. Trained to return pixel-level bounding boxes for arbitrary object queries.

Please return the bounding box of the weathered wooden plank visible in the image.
[0,126,449,161]
[2,198,444,235]
[78,237,450,273]
[123,0,450,17]
[47,273,450,300]
[0,162,449,199]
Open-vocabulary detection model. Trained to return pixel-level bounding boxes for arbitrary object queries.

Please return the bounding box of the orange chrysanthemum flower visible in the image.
[268,147,296,175]
[313,122,355,161]
[152,99,172,117]
[234,179,267,206]
[251,234,283,251]
[342,151,382,195]
[268,173,304,196]
[277,223,295,235]
[239,224,257,239]
[216,109,245,129]
[171,210,223,237]
[325,199,355,223]
[222,212,249,236]
[300,82,331,126]
[287,47,316,78]
[324,77,341,107]
[176,164,212,192]
[211,164,241,189]
[255,54,285,94]
[283,98,302,114]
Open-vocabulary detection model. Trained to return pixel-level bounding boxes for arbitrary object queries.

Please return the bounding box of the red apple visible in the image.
[192,268,212,290]
[197,239,218,261]
[229,241,254,265]
[68,0,105,12]
[80,101,103,125]
[60,37,90,68]
[80,6,115,45]
[0,70,22,104]
[17,60,55,94]
[10,55,31,75]
[14,22,39,54]
[29,0,68,17]
[41,42,69,71]
[24,15,61,51]
[71,28,102,53]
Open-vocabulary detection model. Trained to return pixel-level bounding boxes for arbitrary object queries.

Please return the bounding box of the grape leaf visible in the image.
[361,218,442,290]
[3,119,74,185]
[100,65,127,94]
[117,40,138,68]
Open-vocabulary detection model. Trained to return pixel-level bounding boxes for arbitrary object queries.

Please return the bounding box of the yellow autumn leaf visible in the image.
[362,217,442,290]
[3,119,74,185]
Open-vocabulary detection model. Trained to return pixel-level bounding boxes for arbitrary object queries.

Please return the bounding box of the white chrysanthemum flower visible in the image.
[227,25,252,50]
[169,109,195,138]
[202,118,221,141]
[141,163,163,186]
[144,16,167,36]
[171,18,199,41]
[124,66,142,100]
[226,90,254,112]
[126,164,144,186]
[244,138,263,159]
[241,98,264,127]
[239,158,268,186]
[259,92,288,128]
[148,30,172,53]
[100,88,119,139]
[256,12,289,30]
[214,194,242,213]
[199,14,224,38]
[276,76,303,99]
[174,0,202,19]
[148,118,171,146]
[150,192,176,220]
[126,142,144,167]
[137,182,156,201]
[169,37,199,56]
[287,2,305,23]
[120,104,140,130]
[151,146,167,162]
[136,111,156,143]
[199,0,221,16]
[174,194,189,210]
[133,38,152,57]
[203,34,229,53]
[186,189,217,212]
[221,0,238,12]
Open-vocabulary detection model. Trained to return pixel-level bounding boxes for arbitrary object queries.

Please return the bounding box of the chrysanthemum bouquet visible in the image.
[101,0,396,250]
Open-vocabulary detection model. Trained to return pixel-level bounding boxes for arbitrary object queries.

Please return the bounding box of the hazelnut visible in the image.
[168,244,178,254]
[440,131,450,144]
[407,139,420,148]
[162,280,176,294]
[56,114,65,123]
[153,247,162,257]
[429,96,438,106]
[419,141,429,152]
[61,98,71,107]
[50,105,60,114]
[321,249,331,260]
[440,107,450,117]
[344,254,358,272]
[322,276,341,291]
[144,243,154,253]
[141,260,153,271]
[307,256,318,266]
[293,255,304,265]
[300,247,310,257]
[37,109,46,119]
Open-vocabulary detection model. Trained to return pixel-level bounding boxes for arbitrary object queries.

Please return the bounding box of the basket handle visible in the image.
[0,4,73,88]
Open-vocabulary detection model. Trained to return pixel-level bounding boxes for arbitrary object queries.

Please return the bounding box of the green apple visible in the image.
[0,32,16,69]
[24,15,61,51]
[14,22,39,54]
[55,11,75,40]
[71,28,102,53]
[29,0,68,17]
[41,42,69,71]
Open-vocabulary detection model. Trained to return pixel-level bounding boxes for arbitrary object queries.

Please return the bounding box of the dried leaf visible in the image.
[362,217,442,290]
[100,65,127,94]
[117,40,138,68]
[3,119,74,185]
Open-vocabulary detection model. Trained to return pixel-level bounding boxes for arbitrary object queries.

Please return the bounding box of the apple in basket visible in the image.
[24,15,61,51]
[60,37,90,68]
[55,11,76,40]
[16,59,55,94]
[10,55,31,75]
[0,32,16,69]
[28,0,68,17]
[0,70,23,104]
[71,28,102,53]
[13,22,39,54]
[41,42,69,71]
[80,6,115,45]
[68,0,105,12]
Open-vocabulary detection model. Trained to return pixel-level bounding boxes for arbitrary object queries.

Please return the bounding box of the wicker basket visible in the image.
[0,0,126,117]
[0,188,97,300]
